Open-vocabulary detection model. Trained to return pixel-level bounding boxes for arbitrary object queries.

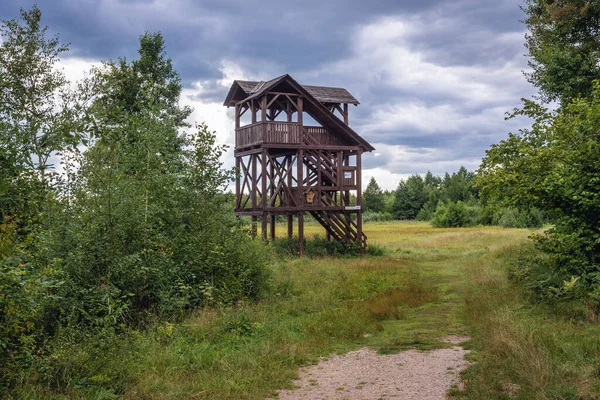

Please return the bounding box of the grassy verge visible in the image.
[451,244,600,399]
[17,221,600,399]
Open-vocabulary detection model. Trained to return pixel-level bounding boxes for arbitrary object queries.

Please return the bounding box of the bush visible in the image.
[271,236,385,258]
[363,211,393,223]
[431,201,475,228]
[496,207,544,228]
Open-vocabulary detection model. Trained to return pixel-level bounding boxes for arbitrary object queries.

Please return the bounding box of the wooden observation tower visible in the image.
[224,74,375,254]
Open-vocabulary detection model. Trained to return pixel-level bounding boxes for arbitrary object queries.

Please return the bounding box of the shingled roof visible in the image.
[224,78,360,107]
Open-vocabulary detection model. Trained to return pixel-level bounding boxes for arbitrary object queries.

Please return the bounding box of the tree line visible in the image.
[362,167,544,228]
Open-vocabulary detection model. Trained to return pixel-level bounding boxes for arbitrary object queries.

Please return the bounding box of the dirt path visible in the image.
[271,336,470,400]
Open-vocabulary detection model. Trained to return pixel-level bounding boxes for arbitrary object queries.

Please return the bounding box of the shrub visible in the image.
[363,211,393,223]
[496,207,544,229]
[271,236,385,258]
[431,201,475,228]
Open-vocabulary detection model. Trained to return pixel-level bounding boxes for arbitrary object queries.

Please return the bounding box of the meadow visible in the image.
[15,221,600,399]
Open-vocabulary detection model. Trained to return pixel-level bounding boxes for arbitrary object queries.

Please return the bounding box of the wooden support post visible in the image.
[251,153,257,209]
[356,150,363,245]
[298,149,304,204]
[270,155,275,241]
[287,154,293,239]
[251,216,257,239]
[235,104,240,129]
[261,95,267,122]
[343,103,349,125]
[235,157,240,211]
[344,153,350,206]
[261,150,267,241]
[298,212,304,256]
[298,148,304,255]
[270,215,276,240]
[251,99,257,124]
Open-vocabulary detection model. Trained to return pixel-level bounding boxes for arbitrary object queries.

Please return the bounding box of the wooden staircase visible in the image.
[310,209,367,248]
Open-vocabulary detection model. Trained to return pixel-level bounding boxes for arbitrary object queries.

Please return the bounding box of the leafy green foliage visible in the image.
[496,207,544,229]
[271,236,385,258]
[523,0,600,104]
[0,7,269,393]
[478,83,600,302]
[363,211,393,222]
[431,201,476,228]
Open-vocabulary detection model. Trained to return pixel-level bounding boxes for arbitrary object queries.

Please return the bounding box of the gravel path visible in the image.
[270,336,470,400]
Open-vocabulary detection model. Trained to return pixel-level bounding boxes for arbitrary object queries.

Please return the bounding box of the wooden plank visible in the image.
[264,143,360,151]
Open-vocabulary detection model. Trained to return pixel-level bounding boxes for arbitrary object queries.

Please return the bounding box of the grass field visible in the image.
[18,221,600,399]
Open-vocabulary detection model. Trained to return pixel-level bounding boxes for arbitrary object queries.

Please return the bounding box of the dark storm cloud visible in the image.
[1,0,535,187]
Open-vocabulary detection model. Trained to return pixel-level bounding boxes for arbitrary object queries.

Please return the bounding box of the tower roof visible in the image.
[224,79,360,107]
[223,74,374,152]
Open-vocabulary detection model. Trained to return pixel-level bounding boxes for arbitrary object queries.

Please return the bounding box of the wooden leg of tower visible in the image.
[287,215,293,238]
[298,212,304,256]
[270,215,276,240]
[261,149,267,241]
[251,216,257,239]
[262,214,267,241]
[326,231,331,241]
[357,211,363,246]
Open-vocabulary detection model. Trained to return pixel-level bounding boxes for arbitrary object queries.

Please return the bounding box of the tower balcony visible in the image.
[235,121,333,149]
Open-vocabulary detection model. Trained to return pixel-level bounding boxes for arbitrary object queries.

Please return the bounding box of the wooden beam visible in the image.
[269,154,276,240]
[298,212,304,256]
[261,95,267,123]
[263,144,360,151]
[343,103,349,125]
[261,149,267,241]
[298,147,304,255]
[356,150,362,245]
[235,156,240,211]
[234,147,263,157]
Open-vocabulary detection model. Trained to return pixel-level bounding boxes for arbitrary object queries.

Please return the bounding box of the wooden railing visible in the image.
[304,126,342,146]
[235,123,263,148]
[235,122,302,148]
[264,122,301,144]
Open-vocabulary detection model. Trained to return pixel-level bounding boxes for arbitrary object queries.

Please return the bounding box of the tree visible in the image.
[363,177,385,213]
[0,6,80,183]
[38,32,268,327]
[439,166,477,204]
[92,32,192,129]
[523,0,600,104]
[416,171,441,221]
[478,85,600,296]
[392,175,426,220]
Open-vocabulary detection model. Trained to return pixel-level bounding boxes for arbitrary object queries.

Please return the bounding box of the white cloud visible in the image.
[362,142,481,190]
[323,16,529,107]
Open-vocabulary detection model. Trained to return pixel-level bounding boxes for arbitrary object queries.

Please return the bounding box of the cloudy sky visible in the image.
[3,0,535,190]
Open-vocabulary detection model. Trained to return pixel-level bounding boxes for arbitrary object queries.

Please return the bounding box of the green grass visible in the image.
[14,221,600,399]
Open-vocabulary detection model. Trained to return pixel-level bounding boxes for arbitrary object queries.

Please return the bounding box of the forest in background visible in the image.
[361,168,544,228]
